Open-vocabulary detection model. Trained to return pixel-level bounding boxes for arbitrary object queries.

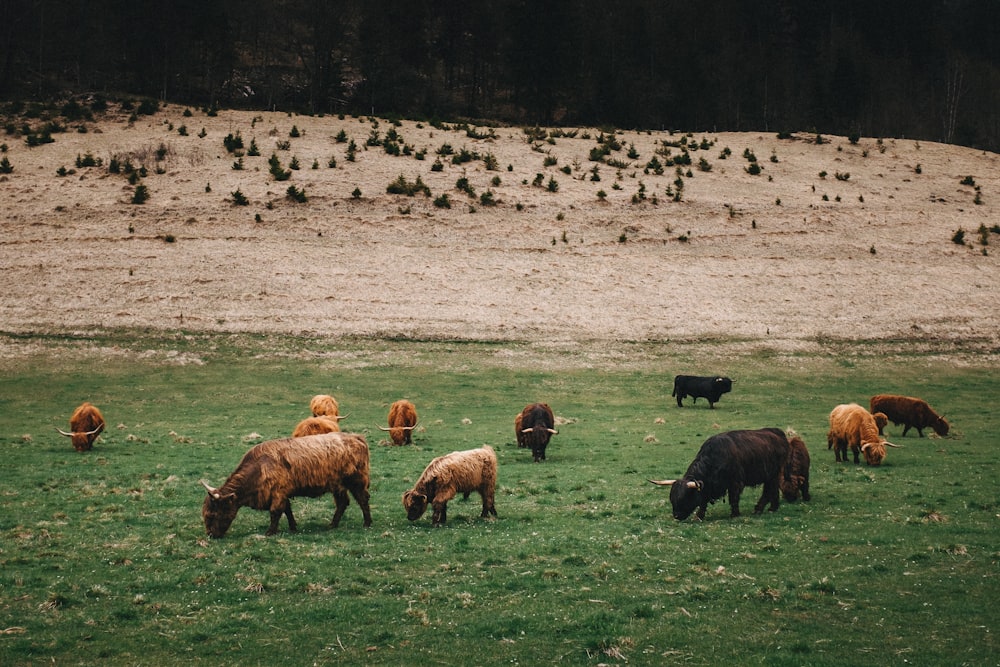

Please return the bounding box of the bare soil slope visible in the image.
[2,105,998,356]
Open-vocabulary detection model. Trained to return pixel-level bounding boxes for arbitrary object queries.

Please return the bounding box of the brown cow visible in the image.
[377,399,418,445]
[828,403,900,466]
[402,445,497,526]
[780,430,811,502]
[869,394,949,438]
[292,416,340,437]
[200,432,372,537]
[57,402,105,452]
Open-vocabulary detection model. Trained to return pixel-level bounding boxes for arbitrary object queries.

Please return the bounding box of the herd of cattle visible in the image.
[56,374,950,537]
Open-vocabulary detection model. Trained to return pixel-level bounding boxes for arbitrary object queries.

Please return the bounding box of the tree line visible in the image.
[2,0,998,150]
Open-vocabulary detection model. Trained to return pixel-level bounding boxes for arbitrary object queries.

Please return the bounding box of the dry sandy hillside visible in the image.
[1,104,998,358]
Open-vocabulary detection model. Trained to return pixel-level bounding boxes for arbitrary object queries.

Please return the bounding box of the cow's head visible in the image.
[715,377,734,393]
[380,422,418,446]
[56,424,104,452]
[872,412,889,432]
[201,480,239,538]
[649,478,703,520]
[402,490,429,521]
[860,440,886,466]
[932,416,950,437]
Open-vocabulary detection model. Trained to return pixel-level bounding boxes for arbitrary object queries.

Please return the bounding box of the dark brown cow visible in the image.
[57,402,105,452]
[518,403,558,462]
[201,432,372,537]
[870,394,949,437]
[780,430,811,502]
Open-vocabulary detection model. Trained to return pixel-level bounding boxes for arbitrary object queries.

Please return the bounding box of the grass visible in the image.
[0,331,997,665]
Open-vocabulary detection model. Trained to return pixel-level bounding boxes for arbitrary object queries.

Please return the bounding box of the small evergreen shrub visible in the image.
[286,185,307,202]
[131,184,149,204]
[231,189,249,206]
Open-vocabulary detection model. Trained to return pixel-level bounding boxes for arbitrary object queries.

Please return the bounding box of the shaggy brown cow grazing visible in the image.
[869,394,949,438]
[378,399,419,445]
[292,416,340,437]
[201,432,372,537]
[402,445,497,526]
[780,430,811,502]
[873,411,889,434]
[57,402,105,452]
[518,403,558,462]
[827,403,900,466]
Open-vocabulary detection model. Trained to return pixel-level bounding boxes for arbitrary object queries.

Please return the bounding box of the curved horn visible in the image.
[56,427,73,437]
[547,428,558,434]
[686,480,700,489]
[83,425,103,436]
[648,479,677,486]
[401,422,419,430]
[200,480,220,498]
[884,441,902,448]
[377,425,391,431]
[333,413,349,420]
[861,443,871,451]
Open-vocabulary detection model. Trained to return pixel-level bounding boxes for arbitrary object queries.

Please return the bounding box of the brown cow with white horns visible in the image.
[378,399,419,445]
[828,403,901,466]
[201,432,372,537]
[57,402,105,452]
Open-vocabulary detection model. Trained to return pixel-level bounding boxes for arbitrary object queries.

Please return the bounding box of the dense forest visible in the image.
[2,0,999,150]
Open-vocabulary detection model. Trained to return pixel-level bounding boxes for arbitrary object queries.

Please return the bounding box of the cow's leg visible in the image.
[676,394,685,407]
[480,488,497,518]
[756,479,780,513]
[695,504,708,520]
[267,500,292,535]
[431,501,447,526]
[852,447,860,464]
[729,484,743,517]
[330,490,350,528]
[902,424,912,437]
[801,475,811,502]
[347,484,372,528]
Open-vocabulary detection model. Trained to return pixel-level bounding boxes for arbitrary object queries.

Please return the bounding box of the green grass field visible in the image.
[0,332,997,666]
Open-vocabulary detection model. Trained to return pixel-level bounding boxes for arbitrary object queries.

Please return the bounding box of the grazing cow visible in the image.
[873,411,889,435]
[780,430,811,502]
[292,416,340,437]
[377,399,419,445]
[869,394,949,438]
[827,403,900,466]
[57,402,105,452]
[671,375,733,408]
[517,403,558,462]
[649,428,790,520]
[402,445,497,526]
[200,432,372,537]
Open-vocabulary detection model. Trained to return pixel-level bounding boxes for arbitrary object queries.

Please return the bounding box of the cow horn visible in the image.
[200,479,220,498]
[56,427,73,437]
[547,428,558,434]
[686,480,700,489]
[885,441,902,448]
[648,479,676,486]
[83,425,103,436]
[376,425,390,431]
[861,443,871,451]
[333,413,349,420]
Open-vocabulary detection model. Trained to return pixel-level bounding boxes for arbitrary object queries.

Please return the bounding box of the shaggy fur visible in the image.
[870,394,949,437]
[201,432,372,537]
[402,445,497,526]
[380,399,418,445]
[292,416,340,437]
[650,428,790,520]
[518,403,558,462]
[827,403,897,466]
[58,402,105,452]
[780,431,811,502]
[309,394,340,417]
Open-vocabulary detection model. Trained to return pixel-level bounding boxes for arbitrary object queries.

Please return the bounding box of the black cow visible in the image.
[649,428,790,520]
[671,375,733,408]
[518,403,558,462]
